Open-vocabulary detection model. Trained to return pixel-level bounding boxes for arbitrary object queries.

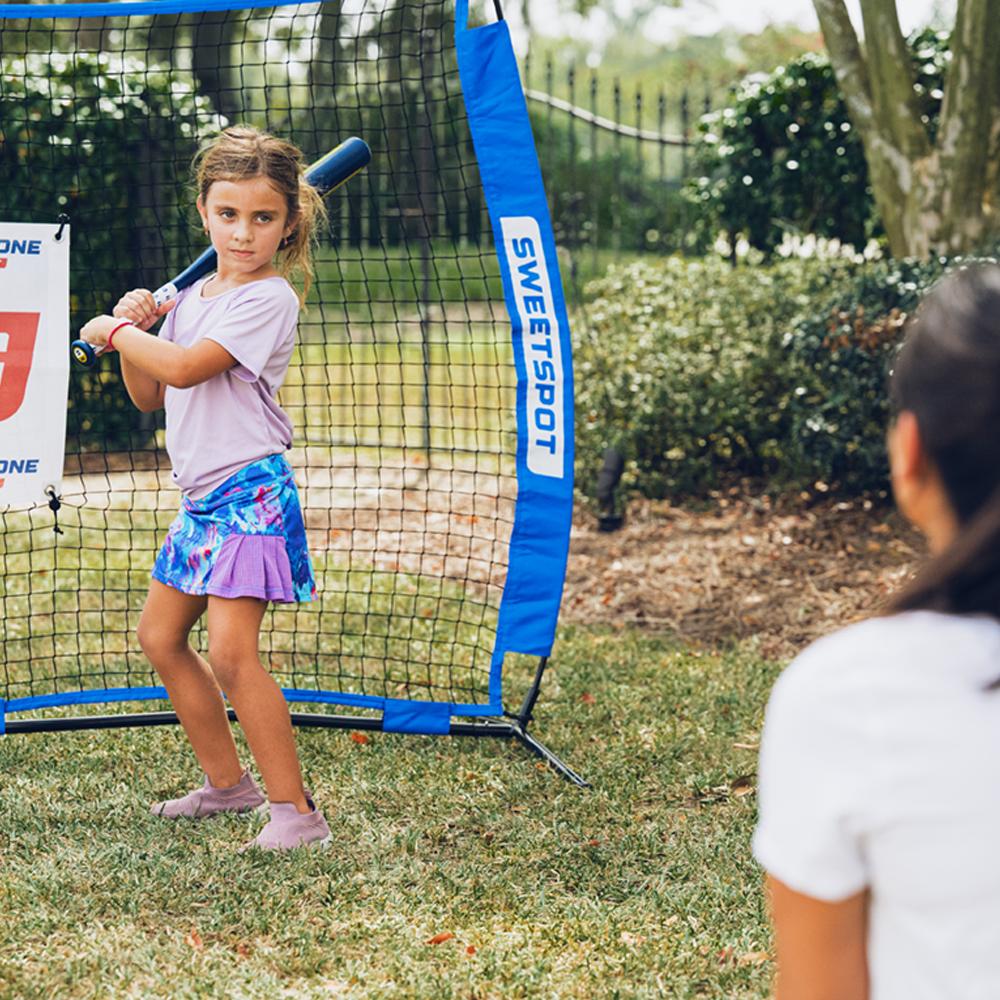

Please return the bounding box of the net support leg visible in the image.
[513,655,550,728]
[508,723,589,787]
[502,656,590,787]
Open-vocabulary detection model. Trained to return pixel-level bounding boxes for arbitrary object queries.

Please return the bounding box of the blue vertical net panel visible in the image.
[0,0,573,734]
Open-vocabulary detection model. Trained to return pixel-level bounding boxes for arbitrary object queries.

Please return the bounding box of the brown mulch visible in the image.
[561,493,927,661]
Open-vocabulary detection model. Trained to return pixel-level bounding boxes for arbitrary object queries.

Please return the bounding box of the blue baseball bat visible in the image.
[72,136,371,368]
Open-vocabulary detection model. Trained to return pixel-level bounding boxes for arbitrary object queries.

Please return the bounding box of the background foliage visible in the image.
[528,107,697,257]
[576,254,855,497]
[684,28,949,255]
[573,249,993,501]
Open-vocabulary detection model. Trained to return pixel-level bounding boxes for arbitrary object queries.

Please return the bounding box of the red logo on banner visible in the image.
[0,312,40,422]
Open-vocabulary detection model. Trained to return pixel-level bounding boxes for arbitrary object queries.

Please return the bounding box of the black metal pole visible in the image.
[4,706,589,786]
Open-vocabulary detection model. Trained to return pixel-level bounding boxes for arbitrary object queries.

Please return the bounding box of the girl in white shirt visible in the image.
[754,264,1000,1000]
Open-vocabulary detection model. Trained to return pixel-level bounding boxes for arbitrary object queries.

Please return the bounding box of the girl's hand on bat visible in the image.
[79,315,117,348]
[113,289,175,331]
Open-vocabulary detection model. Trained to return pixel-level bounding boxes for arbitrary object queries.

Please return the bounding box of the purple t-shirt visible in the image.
[159,275,300,499]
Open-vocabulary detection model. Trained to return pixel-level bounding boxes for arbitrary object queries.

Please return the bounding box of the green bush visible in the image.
[575,254,858,497]
[684,29,948,255]
[575,250,999,501]
[781,255,948,494]
[0,50,224,451]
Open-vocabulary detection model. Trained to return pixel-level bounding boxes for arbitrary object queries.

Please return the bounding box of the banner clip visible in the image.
[45,486,64,535]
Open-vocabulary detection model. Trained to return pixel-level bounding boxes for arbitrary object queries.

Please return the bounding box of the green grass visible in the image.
[0,627,778,999]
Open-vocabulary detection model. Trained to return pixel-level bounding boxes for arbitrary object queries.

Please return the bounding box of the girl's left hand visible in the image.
[79,315,117,348]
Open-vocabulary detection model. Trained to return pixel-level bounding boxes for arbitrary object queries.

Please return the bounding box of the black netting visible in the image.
[0,0,517,715]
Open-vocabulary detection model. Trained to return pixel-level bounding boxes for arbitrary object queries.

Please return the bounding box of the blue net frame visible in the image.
[0,0,579,780]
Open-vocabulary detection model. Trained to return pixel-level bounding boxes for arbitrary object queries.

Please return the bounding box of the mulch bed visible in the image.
[561,493,926,661]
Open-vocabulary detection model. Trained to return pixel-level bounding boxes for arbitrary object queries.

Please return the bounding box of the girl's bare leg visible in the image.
[205,595,310,813]
[137,579,244,788]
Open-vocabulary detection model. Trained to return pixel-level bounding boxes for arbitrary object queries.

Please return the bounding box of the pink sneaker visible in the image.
[151,768,266,819]
[240,796,331,852]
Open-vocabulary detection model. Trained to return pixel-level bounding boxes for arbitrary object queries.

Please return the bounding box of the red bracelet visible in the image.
[106,320,133,351]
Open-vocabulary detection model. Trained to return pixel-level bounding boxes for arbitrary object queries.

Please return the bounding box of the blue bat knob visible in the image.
[71,339,97,368]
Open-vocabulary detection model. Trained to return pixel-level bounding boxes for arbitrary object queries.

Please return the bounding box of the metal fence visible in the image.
[319,55,716,282]
[522,56,714,285]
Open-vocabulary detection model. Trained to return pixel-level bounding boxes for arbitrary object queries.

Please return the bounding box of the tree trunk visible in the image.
[813,0,1000,258]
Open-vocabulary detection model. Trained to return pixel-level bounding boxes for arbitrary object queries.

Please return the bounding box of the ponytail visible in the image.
[886,485,1000,619]
[275,177,327,307]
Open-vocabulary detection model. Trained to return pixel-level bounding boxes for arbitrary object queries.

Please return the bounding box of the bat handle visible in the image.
[153,282,179,307]
[71,339,99,368]
[72,282,178,367]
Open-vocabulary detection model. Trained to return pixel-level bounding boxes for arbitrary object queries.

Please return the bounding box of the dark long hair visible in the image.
[886,264,1000,620]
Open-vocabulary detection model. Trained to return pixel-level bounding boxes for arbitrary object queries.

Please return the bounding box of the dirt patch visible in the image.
[561,494,926,661]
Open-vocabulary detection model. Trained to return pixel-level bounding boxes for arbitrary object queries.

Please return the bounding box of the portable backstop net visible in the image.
[0,0,580,782]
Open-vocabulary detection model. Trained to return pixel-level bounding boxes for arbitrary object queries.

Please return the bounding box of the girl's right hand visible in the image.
[112,289,176,331]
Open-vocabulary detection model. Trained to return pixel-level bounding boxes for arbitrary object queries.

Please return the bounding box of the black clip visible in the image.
[55,214,70,242]
[44,486,65,536]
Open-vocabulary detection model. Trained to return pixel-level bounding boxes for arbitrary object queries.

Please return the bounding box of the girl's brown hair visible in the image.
[194,124,327,306]
[886,264,1000,624]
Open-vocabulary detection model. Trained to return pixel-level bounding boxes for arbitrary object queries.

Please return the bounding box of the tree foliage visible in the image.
[685,29,947,254]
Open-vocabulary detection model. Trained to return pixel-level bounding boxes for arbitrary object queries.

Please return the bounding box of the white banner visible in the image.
[0,222,70,508]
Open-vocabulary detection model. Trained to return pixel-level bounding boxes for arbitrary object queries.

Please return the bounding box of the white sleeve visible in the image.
[752,642,872,901]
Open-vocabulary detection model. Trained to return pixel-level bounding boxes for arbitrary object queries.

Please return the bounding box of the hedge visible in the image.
[574,250,992,500]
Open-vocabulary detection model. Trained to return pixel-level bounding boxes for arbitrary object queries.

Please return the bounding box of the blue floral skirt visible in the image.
[152,454,316,603]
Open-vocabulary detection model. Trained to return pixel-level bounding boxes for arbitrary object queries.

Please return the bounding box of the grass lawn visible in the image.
[0,626,778,999]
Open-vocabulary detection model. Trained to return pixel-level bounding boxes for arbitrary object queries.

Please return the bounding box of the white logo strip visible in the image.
[499,216,564,479]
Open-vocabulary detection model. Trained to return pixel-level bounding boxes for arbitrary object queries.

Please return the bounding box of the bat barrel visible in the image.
[305,137,372,196]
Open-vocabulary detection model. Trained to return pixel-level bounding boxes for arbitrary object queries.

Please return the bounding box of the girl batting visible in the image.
[81,125,330,851]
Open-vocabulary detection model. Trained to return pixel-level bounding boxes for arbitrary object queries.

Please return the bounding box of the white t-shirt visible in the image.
[753,610,1000,1000]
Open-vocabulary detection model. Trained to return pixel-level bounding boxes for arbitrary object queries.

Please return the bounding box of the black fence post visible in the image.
[613,77,621,255]
[568,62,577,287]
[590,70,599,277]
[658,90,666,186]
[545,54,554,161]
[681,88,690,177]
[635,86,642,181]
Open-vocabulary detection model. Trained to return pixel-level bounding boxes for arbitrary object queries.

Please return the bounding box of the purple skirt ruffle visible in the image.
[152,454,316,603]
[208,533,296,601]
